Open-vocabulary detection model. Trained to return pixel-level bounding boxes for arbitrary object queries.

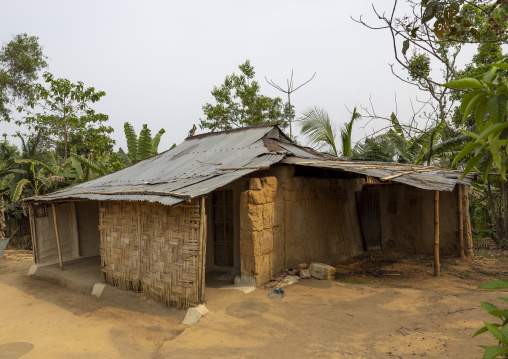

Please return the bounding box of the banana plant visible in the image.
[12,158,55,201]
[71,149,124,179]
[46,153,77,189]
[117,122,165,166]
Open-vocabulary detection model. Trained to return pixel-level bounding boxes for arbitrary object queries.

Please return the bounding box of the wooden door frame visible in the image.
[212,189,234,267]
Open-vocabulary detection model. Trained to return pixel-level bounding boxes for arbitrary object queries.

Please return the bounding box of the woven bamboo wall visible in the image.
[99,200,202,308]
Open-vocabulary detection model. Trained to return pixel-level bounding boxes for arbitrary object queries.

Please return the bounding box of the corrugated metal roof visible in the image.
[282,157,474,192]
[28,126,285,205]
[27,124,474,205]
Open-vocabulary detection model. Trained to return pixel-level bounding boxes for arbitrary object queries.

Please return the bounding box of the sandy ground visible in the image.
[1,250,508,359]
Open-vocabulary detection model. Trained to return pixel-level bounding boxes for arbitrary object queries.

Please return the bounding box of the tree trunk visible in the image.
[503,179,508,242]
[487,178,503,242]
[63,100,68,161]
[64,121,68,161]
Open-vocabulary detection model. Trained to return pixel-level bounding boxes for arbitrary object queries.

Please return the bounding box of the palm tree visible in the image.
[340,107,361,157]
[300,106,360,157]
[300,107,338,156]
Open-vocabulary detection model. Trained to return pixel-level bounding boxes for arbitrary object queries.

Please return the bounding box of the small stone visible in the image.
[299,268,311,279]
[309,263,336,280]
[182,304,209,326]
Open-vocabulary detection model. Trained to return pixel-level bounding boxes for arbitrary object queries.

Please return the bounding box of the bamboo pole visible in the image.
[198,196,206,303]
[28,204,37,264]
[434,191,440,277]
[51,203,64,270]
[458,185,464,258]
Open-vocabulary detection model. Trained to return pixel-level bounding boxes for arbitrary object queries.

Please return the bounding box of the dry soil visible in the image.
[1,249,508,358]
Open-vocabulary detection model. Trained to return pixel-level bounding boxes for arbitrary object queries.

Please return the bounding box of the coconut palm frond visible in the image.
[300,106,338,156]
[340,107,361,158]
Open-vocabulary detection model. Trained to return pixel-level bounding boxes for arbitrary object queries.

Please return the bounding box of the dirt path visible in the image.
[1,250,508,358]
[0,251,185,359]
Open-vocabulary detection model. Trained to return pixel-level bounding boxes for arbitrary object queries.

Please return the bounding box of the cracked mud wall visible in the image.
[239,166,364,285]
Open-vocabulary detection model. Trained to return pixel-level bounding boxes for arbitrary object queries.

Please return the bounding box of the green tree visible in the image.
[0,135,19,162]
[444,63,508,241]
[18,72,113,160]
[354,1,508,164]
[351,114,448,165]
[200,60,286,131]
[0,33,48,121]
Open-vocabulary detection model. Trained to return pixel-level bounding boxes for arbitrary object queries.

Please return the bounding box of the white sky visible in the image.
[0,0,475,153]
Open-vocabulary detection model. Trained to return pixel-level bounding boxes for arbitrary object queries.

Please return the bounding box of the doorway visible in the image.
[212,190,234,267]
[356,189,382,251]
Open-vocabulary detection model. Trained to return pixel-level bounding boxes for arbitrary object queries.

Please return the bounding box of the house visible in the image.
[24,124,474,308]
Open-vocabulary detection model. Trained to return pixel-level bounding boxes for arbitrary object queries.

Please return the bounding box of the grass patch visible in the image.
[337,278,369,285]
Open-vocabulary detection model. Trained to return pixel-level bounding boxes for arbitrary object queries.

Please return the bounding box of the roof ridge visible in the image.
[186,124,279,140]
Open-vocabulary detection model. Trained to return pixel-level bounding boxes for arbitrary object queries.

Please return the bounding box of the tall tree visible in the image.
[17,72,113,160]
[0,33,48,121]
[200,60,287,131]
[354,1,508,161]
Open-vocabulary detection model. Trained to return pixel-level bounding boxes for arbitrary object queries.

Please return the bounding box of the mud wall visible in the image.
[283,176,365,267]
[34,202,79,265]
[75,201,100,257]
[239,167,365,285]
[99,200,203,308]
[374,184,464,255]
[239,177,278,285]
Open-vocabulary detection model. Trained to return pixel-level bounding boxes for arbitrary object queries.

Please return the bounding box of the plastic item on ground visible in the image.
[267,288,285,299]
[0,238,10,257]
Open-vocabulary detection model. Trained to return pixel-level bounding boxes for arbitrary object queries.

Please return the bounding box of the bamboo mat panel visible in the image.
[99,200,201,308]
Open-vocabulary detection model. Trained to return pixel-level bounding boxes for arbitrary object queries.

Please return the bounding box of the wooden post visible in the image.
[28,204,37,264]
[434,190,440,277]
[51,203,64,270]
[198,196,207,303]
[458,185,464,258]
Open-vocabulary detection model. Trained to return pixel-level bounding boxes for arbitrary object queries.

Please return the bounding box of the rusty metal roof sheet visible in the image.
[282,157,474,192]
[28,126,285,205]
[28,125,473,205]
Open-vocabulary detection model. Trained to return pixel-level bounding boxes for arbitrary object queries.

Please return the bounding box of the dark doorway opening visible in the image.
[213,190,234,266]
[356,190,382,251]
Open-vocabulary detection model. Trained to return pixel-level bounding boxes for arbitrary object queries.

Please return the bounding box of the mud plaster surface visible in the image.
[1,250,508,358]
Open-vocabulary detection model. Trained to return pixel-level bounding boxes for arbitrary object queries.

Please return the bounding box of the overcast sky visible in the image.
[0,1,470,153]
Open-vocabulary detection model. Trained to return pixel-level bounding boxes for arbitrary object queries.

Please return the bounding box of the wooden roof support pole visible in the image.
[51,203,64,270]
[434,190,440,277]
[28,204,37,264]
[198,196,207,303]
[458,185,464,258]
